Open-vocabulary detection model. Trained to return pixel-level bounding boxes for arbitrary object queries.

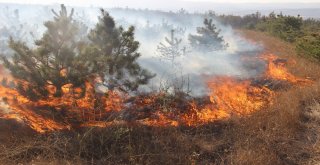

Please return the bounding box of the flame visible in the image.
[0,86,68,133]
[0,54,314,133]
[261,54,311,84]
[181,77,274,126]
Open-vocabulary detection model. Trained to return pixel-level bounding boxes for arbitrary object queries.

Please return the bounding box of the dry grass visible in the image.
[1,82,320,165]
[0,125,225,164]
[0,98,320,165]
[1,30,320,164]
[226,81,320,165]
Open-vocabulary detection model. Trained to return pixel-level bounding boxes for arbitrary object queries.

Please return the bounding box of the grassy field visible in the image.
[1,30,320,165]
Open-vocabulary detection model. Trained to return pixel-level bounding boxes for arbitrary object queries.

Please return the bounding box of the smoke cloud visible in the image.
[0,4,264,96]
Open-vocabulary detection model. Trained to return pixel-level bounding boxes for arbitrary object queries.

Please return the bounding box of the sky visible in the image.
[184,0,320,2]
[0,0,319,12]
[0,0,320,6]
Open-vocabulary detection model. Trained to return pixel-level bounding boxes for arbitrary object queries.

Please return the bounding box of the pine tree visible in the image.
[157,29,186,64]
[1,5,154,100]
[1,4,89,100]
[85,9,155,92]
[189,18,228,52]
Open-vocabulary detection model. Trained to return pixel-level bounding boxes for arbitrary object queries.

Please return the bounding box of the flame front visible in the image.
[0,54,313,132]
[261,54,311,84]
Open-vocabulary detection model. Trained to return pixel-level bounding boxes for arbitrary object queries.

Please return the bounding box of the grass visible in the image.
[1,30,320,164]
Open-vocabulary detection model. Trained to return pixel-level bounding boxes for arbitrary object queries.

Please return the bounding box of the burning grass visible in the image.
[0,30,320,164]
[0,53,313,133]
[1,82,320,164]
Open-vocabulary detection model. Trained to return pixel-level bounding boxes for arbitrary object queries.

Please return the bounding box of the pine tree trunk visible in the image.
[54,85,63,97]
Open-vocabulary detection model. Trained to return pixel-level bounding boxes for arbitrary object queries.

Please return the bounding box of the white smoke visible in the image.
[0,4,264,96]
[0,99,11,114]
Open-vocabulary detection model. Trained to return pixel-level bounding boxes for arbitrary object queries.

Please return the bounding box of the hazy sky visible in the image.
[184,0,320,2]
[0,0,320,6]
[0,0,319,12]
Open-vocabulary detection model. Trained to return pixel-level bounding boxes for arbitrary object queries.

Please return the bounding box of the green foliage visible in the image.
[254,14,320,60]
[218,11,320,61]
[256,14,303,42]
[88,9,155,92]
[1,5,154,100]
[296,33,320,60]
[302,18,320,32]
[2,5,83,99]
[217,12,261,29]
[189,18,228,52]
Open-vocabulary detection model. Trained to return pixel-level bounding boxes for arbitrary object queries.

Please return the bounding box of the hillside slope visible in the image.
[1,30,320,165]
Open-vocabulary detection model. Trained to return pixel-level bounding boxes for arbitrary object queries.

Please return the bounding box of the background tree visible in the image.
[255,14,303,42]
[157,29,186,64]
[189,18,228,52]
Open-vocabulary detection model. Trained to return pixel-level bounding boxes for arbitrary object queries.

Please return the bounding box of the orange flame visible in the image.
[181,77,273,126]
[0,54,313,133]
[261,54,311,84]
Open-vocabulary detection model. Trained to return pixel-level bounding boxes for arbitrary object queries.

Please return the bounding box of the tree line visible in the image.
[216,11,320,61]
